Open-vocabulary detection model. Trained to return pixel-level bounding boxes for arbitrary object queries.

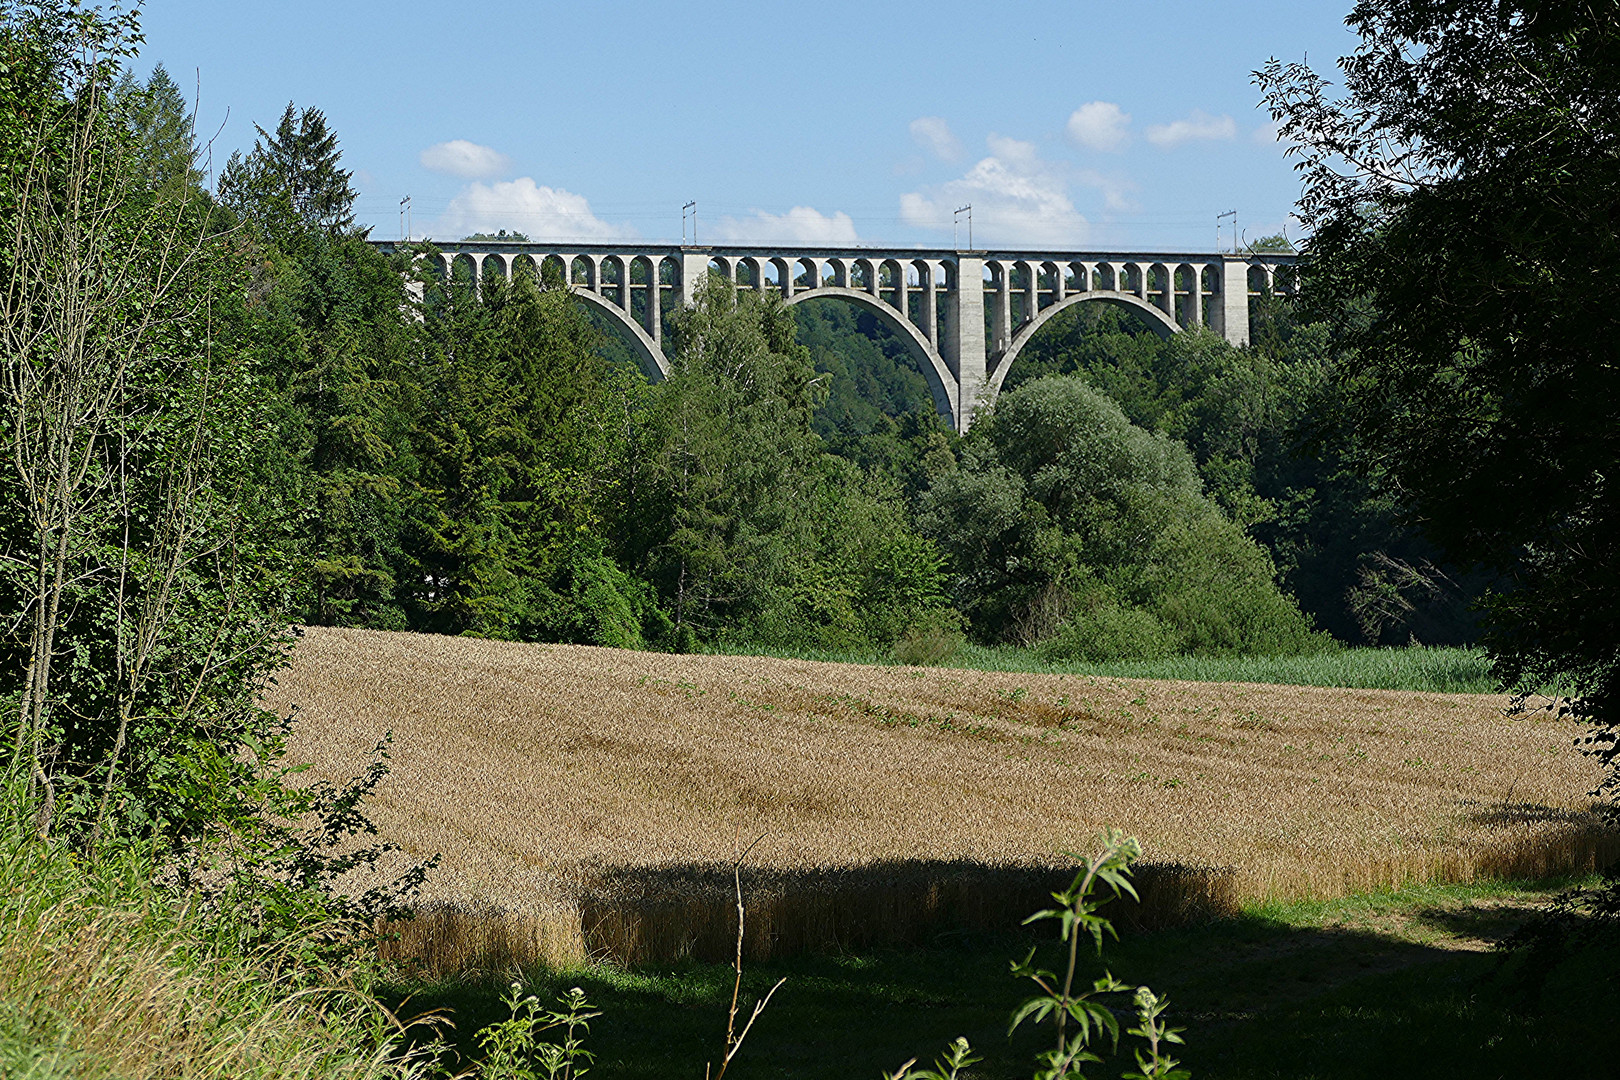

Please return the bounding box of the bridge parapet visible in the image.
[372,240,1298,433]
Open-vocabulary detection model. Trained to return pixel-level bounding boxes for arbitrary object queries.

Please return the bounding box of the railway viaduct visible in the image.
[370,240,1298,433]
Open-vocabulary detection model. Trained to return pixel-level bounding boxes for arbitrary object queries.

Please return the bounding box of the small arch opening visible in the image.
[450,253,478,284]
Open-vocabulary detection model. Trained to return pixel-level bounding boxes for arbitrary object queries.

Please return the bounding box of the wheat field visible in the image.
[271,627,1614,972]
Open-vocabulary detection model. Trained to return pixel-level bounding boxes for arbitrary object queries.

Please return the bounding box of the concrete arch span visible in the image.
[568,286,668,382]
[784,286,959,427]
[986,291,1179,399]
[384,242,1295,433]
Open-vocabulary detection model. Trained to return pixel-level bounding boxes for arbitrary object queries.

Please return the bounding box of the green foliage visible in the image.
[1003,301,1480,646]
[464,230,531,242]
[1037,592,1173,664]
[0,814,444,1080]
[0,3,431,968]
[882,1037,980,1080]
[0,3,308,844]
[920,376,1320,657]
[891,608,968,667]
[619,285,949,651]
[794,298,953,494]
[112,62,204,200]
[1258,2,1620,806]
[247,233,423,630]
[473,983,599,1080]
[219,101,358,237]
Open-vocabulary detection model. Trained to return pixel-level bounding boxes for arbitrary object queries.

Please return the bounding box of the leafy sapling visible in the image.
[883,1036,982,1080]
[1012,829,1142,1079]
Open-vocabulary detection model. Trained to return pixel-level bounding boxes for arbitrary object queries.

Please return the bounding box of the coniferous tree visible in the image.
[219,102,357,237]
[114,62,203,200]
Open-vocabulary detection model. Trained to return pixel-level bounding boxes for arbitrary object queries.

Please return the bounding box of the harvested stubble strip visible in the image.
[274,627,1616,972]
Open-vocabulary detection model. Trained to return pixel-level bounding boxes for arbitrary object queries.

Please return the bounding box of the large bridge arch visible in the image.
[985,291,1180,399]
[569,286,668,381]
[784,285,959,428]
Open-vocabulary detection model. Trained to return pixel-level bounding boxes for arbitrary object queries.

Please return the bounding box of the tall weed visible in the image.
[0,822,438,1080]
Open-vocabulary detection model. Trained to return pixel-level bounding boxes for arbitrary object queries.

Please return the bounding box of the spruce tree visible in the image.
[219,102,357,236]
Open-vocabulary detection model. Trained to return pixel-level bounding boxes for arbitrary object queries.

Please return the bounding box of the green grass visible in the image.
[703,642,1508,694]
[0,826,425,1080]
[384,874,1617,1080]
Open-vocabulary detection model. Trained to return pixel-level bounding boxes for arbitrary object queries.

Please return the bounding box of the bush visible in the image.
[1038,592,1173,663]
[892,609,968,666]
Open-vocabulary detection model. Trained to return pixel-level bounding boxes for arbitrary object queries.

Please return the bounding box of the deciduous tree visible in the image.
[1258,2,1620,801]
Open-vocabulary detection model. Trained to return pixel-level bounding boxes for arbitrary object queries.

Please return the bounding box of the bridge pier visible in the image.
[946,255,987,427]
[384,240,1297,434]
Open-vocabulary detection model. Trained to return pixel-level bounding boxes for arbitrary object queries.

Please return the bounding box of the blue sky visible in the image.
[137,1,1361,252]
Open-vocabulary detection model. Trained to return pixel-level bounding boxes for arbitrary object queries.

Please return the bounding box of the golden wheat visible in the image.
[271,627,1614,972]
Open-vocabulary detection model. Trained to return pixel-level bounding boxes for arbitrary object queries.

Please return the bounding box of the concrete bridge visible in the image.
[372,240,1299,433]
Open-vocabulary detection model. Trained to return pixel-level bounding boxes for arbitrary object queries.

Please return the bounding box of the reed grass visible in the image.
[273,627,1615,975]
[707,641,1513,694]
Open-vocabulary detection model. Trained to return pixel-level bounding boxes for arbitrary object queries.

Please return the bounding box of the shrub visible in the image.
[892,609,969,666]
[1039,593,1173,663]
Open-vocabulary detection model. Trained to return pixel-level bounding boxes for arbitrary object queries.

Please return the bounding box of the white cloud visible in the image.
[909,116,963,162]
[707,206,859,244]
[1065,102,1131,153]
[1145,110,1237,148]
[1076,168,1138,213]
[419,139,513,179]
[899,134,1090,247]
[426,178,634,241]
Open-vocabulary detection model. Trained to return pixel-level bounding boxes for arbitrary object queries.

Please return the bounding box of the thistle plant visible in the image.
[888,830,1189,1080]
[473,983,599,1080]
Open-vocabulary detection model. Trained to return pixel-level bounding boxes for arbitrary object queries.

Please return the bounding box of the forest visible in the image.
[144,87,1482,666]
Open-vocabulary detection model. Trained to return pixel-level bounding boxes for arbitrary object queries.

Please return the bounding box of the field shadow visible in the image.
[576,857,1240,966]
[1457,797,1600,827]
[383,887,1620,1080]
[381,858,1242,976]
